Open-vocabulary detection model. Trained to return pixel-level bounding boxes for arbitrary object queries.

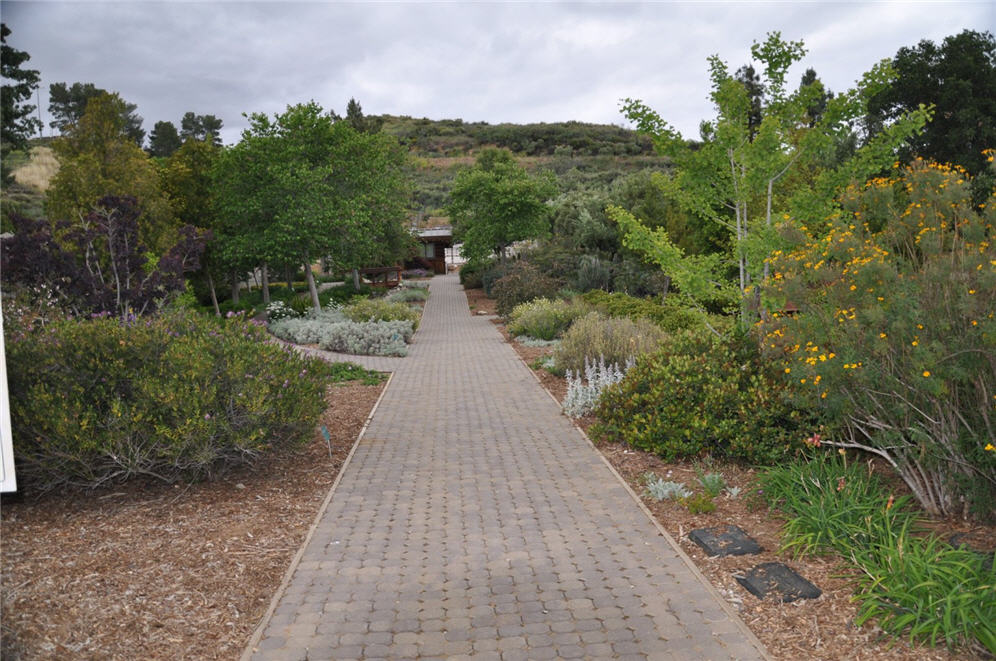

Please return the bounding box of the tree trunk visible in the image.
[230,271,240,304]
[207,272,220,317]
[305,262,321,312]
[261,263,270,305]
[352,268,360,290]
[285,266,294,291]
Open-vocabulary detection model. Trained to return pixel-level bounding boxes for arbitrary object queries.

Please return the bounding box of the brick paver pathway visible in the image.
[245,274,768,660]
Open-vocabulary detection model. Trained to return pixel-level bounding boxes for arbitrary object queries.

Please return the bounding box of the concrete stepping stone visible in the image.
[735,562,822,603]
[688,524,763,556]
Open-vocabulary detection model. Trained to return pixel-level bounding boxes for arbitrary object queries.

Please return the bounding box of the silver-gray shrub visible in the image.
[317,320,413,357]
[562,355,632,418]
[268,308,414,357]
[644,475,692,501]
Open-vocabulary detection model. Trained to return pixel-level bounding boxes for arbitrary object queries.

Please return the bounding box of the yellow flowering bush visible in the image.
[763,158,996,519]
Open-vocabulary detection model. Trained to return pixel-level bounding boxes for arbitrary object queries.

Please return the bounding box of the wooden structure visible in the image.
[359,266,402,288]
[416,226,454,274]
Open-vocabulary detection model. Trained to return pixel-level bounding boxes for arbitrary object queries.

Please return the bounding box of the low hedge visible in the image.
[6,309,337,493]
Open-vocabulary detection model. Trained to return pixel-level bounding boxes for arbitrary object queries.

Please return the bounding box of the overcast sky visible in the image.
[2,1,993,146]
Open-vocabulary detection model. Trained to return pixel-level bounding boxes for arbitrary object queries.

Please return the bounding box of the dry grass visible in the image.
[12,146,59,192]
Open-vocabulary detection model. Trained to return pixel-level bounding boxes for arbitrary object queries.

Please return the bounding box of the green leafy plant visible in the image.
[592,329,813,463]
[682,493,717,514]
[579,289,706,333]
[6,309,336,493]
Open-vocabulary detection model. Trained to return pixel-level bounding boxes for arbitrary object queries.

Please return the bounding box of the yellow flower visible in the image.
[879,333,887,339]
[784,367,791,374]
[922,370,931,377]
[986,443,995,452]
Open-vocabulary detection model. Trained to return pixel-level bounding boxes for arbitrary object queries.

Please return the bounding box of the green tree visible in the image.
[148,120,182,157]
[180,112,223,146]
[1,23,42,183]
[447,148,556,264]
[46,92,175,253]
[344,97,383,134]
[866,29,996,201]
[48,81,145,145]
[159,138,223,311]
[617,32,931,327]
[213,102,410,311]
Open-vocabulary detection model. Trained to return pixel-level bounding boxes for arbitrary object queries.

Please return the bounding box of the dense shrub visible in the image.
[480,262,511,297]
[554,311,665,374]
[592,330,813,463]
[580,289,704,332]
[764,159,996,518]
[343,297,421,329]
[491,262,563,316]
[507,297,587,340]
[6,309,335,492]
[573,254,614,292]
[458,259,493,289]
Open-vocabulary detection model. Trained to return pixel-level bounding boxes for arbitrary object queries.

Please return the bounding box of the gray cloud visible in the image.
[2,1,991,146]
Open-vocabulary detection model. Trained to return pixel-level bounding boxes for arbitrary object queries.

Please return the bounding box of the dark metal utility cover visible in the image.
[735,562,822,603]
[688,525,763,557]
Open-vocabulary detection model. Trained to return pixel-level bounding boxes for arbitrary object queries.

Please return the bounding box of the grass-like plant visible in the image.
[758,454,995,654]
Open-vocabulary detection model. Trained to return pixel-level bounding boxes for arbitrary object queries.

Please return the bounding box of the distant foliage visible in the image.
[554,311,665,374]
[491,262,562,316]
[579,290,705,332]
[6,309,334,493]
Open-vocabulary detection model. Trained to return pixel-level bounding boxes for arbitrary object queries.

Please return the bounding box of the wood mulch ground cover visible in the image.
[487,291,993,661]
[1,379,386,661]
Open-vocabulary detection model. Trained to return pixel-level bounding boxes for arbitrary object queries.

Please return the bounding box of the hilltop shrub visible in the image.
[492,262,562,316]
[580,289,704,332]
[554,311,665,374]
[764,158,996,519]
[343,297,421,329]
[592,330,812,463]
[6,309,334,493]
[507,297,587,340]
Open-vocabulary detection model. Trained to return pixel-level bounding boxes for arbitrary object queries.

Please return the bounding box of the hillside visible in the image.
[385,116,669,216]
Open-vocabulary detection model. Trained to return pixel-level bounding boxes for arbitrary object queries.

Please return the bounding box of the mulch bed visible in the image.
[1,380,385,660]
[483,292,993,661]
